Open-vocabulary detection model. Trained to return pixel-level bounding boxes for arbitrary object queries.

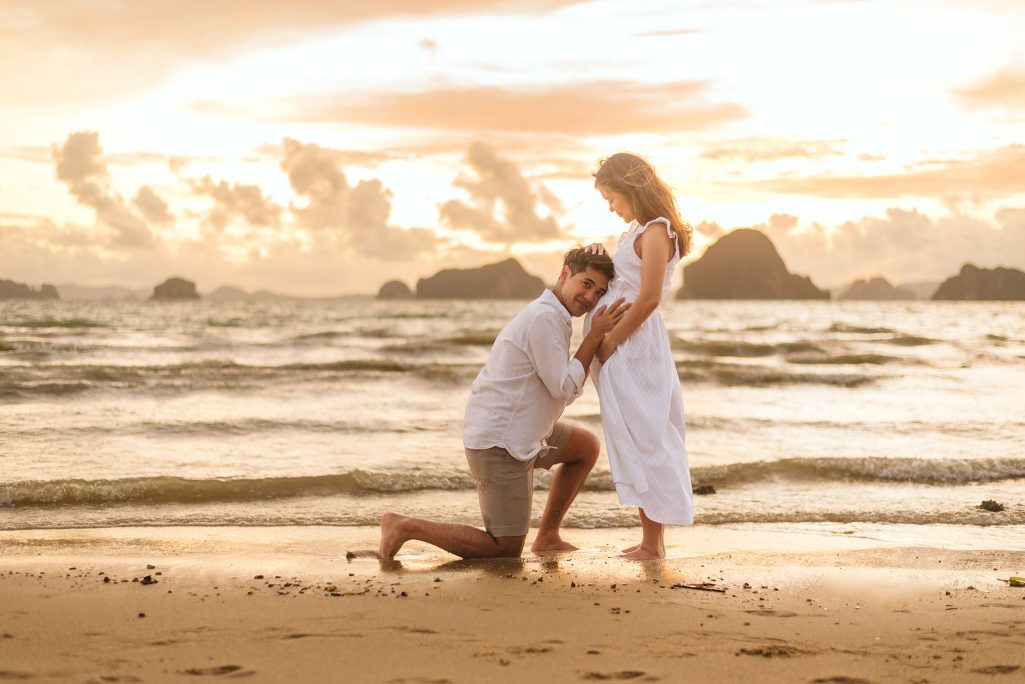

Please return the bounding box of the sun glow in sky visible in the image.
[2,0,1024,295]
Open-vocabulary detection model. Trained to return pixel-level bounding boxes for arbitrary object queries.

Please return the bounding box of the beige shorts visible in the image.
[464,421,573,538]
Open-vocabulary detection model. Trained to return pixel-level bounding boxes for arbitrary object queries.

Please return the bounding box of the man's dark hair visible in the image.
[562,246,615,281]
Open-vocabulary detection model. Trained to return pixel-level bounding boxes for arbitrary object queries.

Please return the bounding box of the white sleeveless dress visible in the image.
[585,217,694,525]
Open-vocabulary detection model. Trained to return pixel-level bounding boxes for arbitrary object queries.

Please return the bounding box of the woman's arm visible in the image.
[597,225,674,362]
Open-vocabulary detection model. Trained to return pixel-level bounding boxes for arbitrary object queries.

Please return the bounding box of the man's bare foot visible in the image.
[621,543,640,553]
[379,512,409,559]
[619,546,665,560]
[530,533,578,553]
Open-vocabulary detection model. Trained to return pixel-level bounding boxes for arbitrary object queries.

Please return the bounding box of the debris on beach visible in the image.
[140,575,158,585]
[979,500,1005,512]
[736,645,804,658]
[998,576,1025,587]
[671,582,726,593]
[692,485,716,495]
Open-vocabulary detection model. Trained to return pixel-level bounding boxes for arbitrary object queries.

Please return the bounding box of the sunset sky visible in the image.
[2,0,1023,295]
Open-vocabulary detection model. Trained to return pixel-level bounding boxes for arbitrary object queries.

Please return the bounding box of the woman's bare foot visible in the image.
[620,545,665,560]
[530,533,578,553]
[378,512,409,559]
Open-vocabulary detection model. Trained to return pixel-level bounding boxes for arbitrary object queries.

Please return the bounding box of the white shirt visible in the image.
[463,289,586,460]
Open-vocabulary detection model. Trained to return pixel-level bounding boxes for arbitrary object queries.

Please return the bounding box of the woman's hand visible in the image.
[583,242,607,255]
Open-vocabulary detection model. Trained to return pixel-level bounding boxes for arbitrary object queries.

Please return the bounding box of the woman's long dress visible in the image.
[586,217,694,525]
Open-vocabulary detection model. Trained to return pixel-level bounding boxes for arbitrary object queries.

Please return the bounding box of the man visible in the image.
[379,247,627,559]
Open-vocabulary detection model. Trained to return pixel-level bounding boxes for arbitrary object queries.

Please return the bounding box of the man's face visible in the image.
[557,266,610,317]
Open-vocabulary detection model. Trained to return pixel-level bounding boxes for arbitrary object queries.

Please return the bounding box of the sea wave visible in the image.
[673,339,822,357]
[677,361,877,387]
[827,323,895,335]
[4,457,1023,507]
[0,318,106,329]
[691,457,1025,486]
[4,417,452,438]
[0,471,476,507]
[0,359,482,399]
[784,353,900,365]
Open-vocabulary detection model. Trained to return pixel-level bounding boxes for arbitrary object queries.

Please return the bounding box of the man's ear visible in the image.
[557,265,570,284]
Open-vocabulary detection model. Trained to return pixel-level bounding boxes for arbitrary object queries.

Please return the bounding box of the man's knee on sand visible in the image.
[493,534,526,557]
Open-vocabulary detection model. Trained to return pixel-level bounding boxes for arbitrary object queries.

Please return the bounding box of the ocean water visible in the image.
[2,298,1024,545]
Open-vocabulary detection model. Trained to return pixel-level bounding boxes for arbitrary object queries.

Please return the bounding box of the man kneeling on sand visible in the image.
[380,248,627,559]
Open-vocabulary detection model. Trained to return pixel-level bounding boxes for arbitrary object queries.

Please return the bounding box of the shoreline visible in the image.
[2,526,1023,682]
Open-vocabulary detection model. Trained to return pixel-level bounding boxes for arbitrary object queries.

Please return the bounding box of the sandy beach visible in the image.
[1,525,1023,683]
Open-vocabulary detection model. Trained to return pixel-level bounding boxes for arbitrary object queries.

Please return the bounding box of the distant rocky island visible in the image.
[678,229,829,300]
[838,277,915,301]
[0,278,59,300]
[376,280,414,300]
[932,264,1025,301]
[152,277,200,300]
[55,284,147,301]
[410,258,546,299]
[203,286,335,302]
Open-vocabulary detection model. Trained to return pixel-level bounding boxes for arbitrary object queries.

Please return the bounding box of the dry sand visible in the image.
[1,526,1023,683]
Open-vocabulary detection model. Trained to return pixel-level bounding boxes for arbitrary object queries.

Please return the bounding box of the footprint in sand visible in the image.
[181,665,253,677]
[972,665,1021,676]
[809,677,872,684]
[737,645,806,658]
[580,672,651,681]
[0,673,34,681]
[744,609,799,618]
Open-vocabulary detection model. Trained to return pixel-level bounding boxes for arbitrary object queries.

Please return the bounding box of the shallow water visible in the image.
[2,298,1023,543]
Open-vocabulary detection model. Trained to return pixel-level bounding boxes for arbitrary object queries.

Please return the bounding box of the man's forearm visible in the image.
[573,329,605,379]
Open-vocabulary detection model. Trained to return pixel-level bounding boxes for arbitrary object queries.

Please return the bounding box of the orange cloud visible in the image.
[700,138,846,162]
[954,65,1025,108]
[270,81,747,135]
[752,206,1025,286]
[634,28,704,38]
[189,177,283,232]
[52,132,157,248]
[279,138,437,260]
[0,0,585,106]
[440,142,564,244]
[751,145,1025,198]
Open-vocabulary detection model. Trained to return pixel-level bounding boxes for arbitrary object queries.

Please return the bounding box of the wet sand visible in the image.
[1,526,1023,683]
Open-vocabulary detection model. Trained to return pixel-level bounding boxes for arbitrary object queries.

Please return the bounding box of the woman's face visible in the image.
[598,185,636,224]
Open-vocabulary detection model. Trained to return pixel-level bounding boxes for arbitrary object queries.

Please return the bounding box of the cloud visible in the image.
[694,220,725,239]
[953,65,1025,109]
[0,146,51,163]
[745,206,1025,286]
[700,138,846,162]
[133,186,174,226]
[440,142,564,244]
[52,132,155,248]
[0,0,586,106]
[634,28,704,38]
[279,137,436,260]
[189,176,282,232]
[0,216,179,290]
[272,81,747,135]
[751,145,1025,198]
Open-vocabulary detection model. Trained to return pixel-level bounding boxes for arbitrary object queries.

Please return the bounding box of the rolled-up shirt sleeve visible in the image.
[524,312,585,404]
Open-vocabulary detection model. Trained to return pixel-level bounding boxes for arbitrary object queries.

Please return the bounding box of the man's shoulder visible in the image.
[503,293,558,325]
